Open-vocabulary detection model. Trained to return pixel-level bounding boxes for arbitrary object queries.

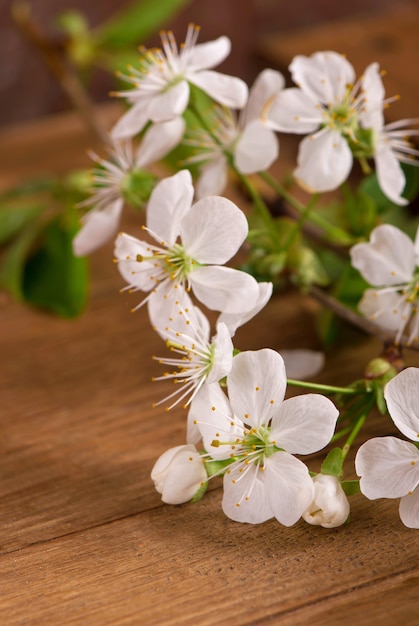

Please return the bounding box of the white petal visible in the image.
[280,349,325,380]
[359,63,385,129]
[190,266,259,313]
[147,285,196,339]
[270,394,338,454]
[222,463,274,524]
[234,121,279,174]
[188,36,231,70]
[374,139,408,206]
[73,199,123,256]
[207,322,234,384]
[151,444,207,505]
[189,71,248,109]
[227,349,287,429]
[294,130,353,192]
[302,474,350,528]
[217,282,273,337]
[357,289,409,334]
[350,224,415,285]
[267,88,321,133]
[399,485,419,528]
[111,98,151,139]
[190,382,242,460]
[136,118,185,167]
[147,170,194,246]
[196,156,228,199]
[151,444,191,482]
[244,68,285,125]
[181,196,248,264]
[265,452,315,526]
[384,368,419,442]
[148,81,190,122]
[290,51,355,103]
[114,232,159,291]
[355,436,419,499]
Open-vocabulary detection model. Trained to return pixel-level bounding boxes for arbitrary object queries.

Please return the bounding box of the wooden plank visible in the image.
[258,3,419,123]
[0,490,417,626]
[1,63,419,624]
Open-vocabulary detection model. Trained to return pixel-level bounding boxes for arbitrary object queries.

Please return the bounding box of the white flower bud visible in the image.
[302,474,350,528]
[151,444,207,505]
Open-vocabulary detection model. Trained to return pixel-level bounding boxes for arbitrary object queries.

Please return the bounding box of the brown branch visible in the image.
[12,1,109,145]
[309,285,419,352]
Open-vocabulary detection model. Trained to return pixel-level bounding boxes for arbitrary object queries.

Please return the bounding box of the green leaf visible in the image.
[321,447,344,478]
[22,214,88,318]
[93,0,192,49]
[0,204,44,246]
[0,218,45,299]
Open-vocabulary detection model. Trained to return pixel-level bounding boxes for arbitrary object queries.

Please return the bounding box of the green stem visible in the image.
[260,171,353,244]
[286,379,364,395]
[233,168,276,234]
[283,192,319,251]
[341,394,375,461]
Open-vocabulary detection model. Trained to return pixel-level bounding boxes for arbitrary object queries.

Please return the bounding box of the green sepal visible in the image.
[321,447,344,478]
[191,481,208,503]
[120,169,157,208]
[341,480,361,496]
[204,457,234,478]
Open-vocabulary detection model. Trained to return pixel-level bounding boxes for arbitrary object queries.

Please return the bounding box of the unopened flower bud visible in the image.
[302,474,350,528]
[151,444,207,505]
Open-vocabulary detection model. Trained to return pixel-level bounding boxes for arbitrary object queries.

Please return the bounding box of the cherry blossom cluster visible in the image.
[73,25,419,529]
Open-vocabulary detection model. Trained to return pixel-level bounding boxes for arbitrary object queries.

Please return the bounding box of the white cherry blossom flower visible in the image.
[355,367,419,528]
[150,299,233,411]
[356,63,419,206]
[184,69,283,198]
[302,474,350,528]
[266,51,361,192]
[350,223,419,345]
[151,444,207,505]
[73,118,185,256]
[267,54,418,201]
[111,24,248,139]
[115,169,260,317]
[191,349,339,525]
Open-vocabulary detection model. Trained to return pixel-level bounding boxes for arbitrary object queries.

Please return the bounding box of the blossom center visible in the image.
[212,424,278,465]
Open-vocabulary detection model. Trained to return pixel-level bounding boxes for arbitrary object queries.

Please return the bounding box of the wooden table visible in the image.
[2,16,419,624]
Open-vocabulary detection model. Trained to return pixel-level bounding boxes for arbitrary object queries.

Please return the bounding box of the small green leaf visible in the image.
[94,0,192,49]
[191,481,208,503]
[321,447,344,478]
[0,204,44,246]
[22,213,88,317]
[0,217,45,299]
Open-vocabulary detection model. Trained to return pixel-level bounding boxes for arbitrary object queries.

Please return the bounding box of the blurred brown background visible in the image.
[0,0,411,128]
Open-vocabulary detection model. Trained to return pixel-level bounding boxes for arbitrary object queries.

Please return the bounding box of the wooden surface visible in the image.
[2,15,419,625]
[259,2,419,124]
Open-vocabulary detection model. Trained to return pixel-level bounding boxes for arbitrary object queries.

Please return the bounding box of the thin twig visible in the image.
[309,285,419,352]
[12,1,109,145]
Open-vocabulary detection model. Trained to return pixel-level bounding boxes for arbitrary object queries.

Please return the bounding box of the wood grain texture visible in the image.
[258,2,419,124]
[1,23,419,624]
